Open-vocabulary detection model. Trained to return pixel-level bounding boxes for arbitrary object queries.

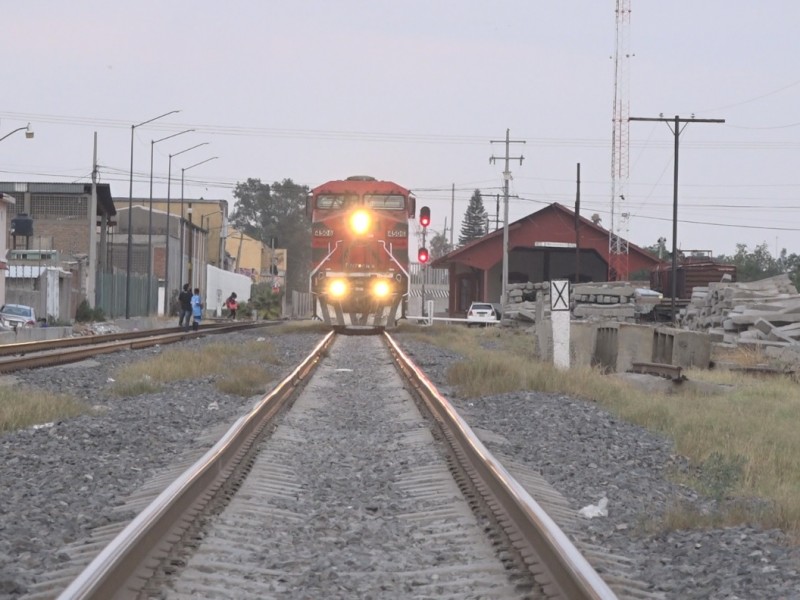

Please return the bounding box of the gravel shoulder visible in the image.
[395,331,800,600]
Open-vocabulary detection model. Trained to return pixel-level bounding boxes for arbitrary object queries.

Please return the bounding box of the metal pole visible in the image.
[421,228,427,316]
[164,155,172,316]
[180,156,218,291]
[502,133,510,305]
[147,139,155,315]
[125,109,180,319]
[450,183,455,246]
[188,201,194,288]
[575,162,581,283]
[180,168,185,288]
[126,124,135,318]
[88,132,98,308]
[148,129,193,316]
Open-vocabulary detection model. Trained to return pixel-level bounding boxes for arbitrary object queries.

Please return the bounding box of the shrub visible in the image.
[75,299,106,323]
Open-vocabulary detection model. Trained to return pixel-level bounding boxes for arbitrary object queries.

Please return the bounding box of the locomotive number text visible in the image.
[387,230,407,238]
[313,228,334,237]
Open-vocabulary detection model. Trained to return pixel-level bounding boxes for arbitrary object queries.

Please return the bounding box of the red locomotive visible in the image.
[307,176,416,329]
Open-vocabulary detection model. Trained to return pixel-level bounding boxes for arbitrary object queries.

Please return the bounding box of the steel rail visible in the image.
[0,321,243,357]
[57,331,335,600]
[383,331,618,600]
[0,322,274,373]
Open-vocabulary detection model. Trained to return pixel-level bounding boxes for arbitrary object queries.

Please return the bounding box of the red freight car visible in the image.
[650,251,737,300]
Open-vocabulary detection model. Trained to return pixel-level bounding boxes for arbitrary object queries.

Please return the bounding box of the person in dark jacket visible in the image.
[178,283,192,330]
[225,292,238,320]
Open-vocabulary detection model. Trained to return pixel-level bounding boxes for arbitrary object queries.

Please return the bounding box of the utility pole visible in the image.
[490,129,525,306]
[88,132,98,308]
[450,183,455,246]
[575,163,581,283]
[630,114,725,323]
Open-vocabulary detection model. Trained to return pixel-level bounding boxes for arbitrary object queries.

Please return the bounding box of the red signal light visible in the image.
[418,247,429,264]
[419,206,430,228]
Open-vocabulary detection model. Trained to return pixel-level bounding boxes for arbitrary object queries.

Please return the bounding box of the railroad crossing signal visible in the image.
[418,247,429,264]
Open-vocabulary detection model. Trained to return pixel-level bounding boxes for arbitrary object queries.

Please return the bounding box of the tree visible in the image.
[715,242,800,289]
[458,189,488,246]
[728,242,780,282]
[428,230,454,261]
[230,178,311,293]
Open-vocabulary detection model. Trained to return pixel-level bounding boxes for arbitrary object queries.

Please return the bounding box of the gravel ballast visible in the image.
[0,325,798,599]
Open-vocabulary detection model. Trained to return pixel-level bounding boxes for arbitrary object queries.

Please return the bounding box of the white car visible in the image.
[466,302,500,326]
[0,304,37,330]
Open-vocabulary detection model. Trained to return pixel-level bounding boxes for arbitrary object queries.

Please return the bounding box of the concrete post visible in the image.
[550,280,571,370]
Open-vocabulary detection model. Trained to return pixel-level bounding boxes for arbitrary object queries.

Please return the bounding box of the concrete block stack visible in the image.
[571,282,636,322]
[502,281,644,324]
[503,282,549,323]
[679,273,800,346]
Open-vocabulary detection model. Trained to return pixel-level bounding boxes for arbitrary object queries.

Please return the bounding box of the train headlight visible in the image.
[350,210,371,235]
[328,279,348,298]
[372,279,391,299]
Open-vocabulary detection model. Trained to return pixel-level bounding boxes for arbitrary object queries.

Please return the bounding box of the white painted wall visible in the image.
[206,265,252,316]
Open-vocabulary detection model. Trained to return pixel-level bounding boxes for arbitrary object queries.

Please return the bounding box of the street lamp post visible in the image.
[163,143,208,315]
[147,129,194,315]
[0,123,34,143]
[200,208,225,265]
[126,110,180,319]
[180,157,218,288]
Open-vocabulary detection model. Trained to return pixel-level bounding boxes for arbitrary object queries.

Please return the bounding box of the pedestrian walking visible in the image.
[178,283,192,330]
[191,288,203,331]
[225,292,238,320]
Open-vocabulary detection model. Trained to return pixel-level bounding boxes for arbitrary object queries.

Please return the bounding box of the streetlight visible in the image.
[163,142,208,315]
[0,123,34,143]
[147,129,194,315]
[181,157,218,287]
[126,109,180,319]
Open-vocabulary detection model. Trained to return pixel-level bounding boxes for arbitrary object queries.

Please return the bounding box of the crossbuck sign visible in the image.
[550,280,570,311]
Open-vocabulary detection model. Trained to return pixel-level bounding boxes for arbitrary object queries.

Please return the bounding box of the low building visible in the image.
[226,228,286,287]
[431,202,663,315]
[0,182,116,318]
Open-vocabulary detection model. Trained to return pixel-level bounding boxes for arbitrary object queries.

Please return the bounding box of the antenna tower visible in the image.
[609,0,631,281]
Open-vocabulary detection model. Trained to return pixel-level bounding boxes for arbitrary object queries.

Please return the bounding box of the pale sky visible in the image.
[4,1,800,258]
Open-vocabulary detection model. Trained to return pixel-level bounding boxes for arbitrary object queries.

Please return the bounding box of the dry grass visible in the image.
[0,385,90,433]
[113,338,282,397]
[0,335,289,434]
[397,323,800,536]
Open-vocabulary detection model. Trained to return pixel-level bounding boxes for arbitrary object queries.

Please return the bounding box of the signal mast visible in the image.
[609,0,632,281]
[418,206,430,316]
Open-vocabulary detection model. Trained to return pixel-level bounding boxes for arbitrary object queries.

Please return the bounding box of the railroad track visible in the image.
[48,331,657,599]
[0,321,274,373]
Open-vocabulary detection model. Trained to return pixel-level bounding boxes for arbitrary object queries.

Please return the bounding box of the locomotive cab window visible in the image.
[316,194,358,209]
[365,194,405,210]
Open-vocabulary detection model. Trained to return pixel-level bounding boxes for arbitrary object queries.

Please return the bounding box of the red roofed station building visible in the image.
[430,203,663,315]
